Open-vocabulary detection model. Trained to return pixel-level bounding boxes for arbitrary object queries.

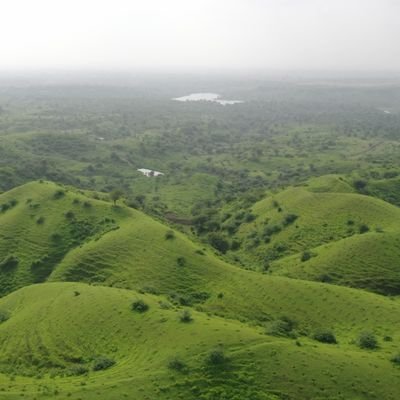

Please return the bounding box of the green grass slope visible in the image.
[0,282,398,400]
[0,181,399,333]
[225,177,400,294]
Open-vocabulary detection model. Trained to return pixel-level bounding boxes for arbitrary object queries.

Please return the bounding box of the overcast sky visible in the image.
[1,0,399,72]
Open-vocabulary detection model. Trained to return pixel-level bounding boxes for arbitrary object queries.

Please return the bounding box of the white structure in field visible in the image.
[137,168,164,177]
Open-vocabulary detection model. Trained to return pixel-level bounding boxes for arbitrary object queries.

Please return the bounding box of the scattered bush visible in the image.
[206,348,227,366]
[167,358,187,372]
[208,233,230,254]
[266,316,297,338]
[68,365,88,376]
[179,309,193,323]
[359,224,370,234]
[36,216,45,225]
[301,251,312,262]
[131,299,149,313]
[313,330,337,344]
[358,332,378,349]
[92,356,115,371]
[176,256,186,267]
[53,190,65,199]
[65,211,75,219]
[0,310,10,323]
[390,354,400,365]
[0,255,19,271]
[283,214,298,226]
[165,230,175,240]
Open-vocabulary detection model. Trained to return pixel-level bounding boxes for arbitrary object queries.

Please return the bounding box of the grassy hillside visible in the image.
[224,176,400,294]
[1,181,400,399]
[0,282,398,400]
[0,181,399,333]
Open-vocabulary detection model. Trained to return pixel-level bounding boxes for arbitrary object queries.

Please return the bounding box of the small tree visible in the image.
[131,299,149,313]
[179,309,193,323]
[110,189,124,206]
[313,330,337,344]
[358,332,378,349]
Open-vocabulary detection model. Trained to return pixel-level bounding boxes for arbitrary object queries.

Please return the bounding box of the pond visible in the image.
[173,93,244,105]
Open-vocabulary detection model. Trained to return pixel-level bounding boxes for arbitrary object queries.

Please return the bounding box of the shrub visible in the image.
[0,255,19,271]
[0,310,10,323]
[168,358,187,372]
[313,330,337,344]
[36,216,45,225]
[65,211,75,219]
[359,224,370,234]
[208,233,230,254]
[83,201,92,208]
[176,256,186,267]
[283,214,298,226]
[131,299,149,313]
[92,356,115,371]
[165,230,175,240]
[206,348,227,366]
[301,251,312,262]
[358,332,378,349]
[53,190,65,199]
[390,354,400,365]
[68,365,88,376]
[266,316,297,338]
[179,309,193,323]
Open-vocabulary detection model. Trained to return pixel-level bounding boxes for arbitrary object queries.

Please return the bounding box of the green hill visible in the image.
[224,177,400,294]
[1,181,400,399]
[0,282,398,400]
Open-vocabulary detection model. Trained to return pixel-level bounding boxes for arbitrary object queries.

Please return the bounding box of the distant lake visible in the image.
[173,93,244,105]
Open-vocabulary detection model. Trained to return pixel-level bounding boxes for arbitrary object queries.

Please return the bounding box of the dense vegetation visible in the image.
[0,75,399,399]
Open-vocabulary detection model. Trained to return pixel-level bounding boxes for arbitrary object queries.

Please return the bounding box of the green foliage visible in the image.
[131,299,149,313]
[266,316,297,338]
[165,230,175,240]
[167,357,188,372]
[390,354,400,366]
[92,356,116,371]
[0,255,19,271]
[312,330,337,344]
[179,309,193,323]
[357,332,378,349]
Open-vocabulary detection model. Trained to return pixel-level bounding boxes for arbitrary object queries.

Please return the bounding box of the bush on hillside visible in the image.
[165,230,175,240]
[36,216,45,225]
[208,233,230,254]
[53,190,65,199]
[390,354,400,365]
[283,213,298,226]
[0,255,19,271]
[206,348,227,367]
[266,316,297,338]
[0,310,10,323]
[358,332,378,349]
[312,330,337,344]
[131,299,149,313]
[92,356,115,371]
[301,251,312,262]
[359,224,370,234]
[179,309,193,323]
[176,256,186,267]
[167,357,188,372]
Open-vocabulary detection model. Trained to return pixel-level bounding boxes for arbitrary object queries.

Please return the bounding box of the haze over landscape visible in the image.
[1,0,400,72]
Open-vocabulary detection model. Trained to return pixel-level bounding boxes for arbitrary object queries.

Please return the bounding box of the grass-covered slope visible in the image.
[0,181,399,333]
[226,176,400,294]
[0,282,399,400]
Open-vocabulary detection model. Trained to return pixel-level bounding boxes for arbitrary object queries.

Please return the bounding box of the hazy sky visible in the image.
[1,0,399,72]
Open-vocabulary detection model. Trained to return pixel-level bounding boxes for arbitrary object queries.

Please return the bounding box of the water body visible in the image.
[173,93,244,105]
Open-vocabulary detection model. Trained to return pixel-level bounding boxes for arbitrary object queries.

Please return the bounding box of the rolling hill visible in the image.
[0,180,399,399]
